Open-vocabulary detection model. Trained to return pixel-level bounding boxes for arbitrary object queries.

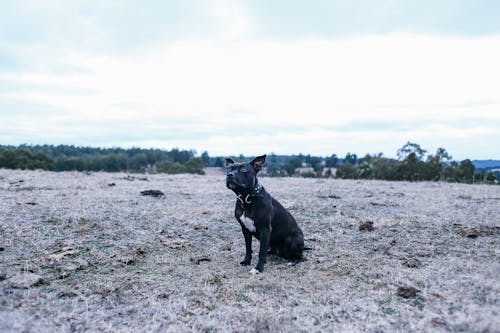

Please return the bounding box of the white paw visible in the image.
[249,268,260,275]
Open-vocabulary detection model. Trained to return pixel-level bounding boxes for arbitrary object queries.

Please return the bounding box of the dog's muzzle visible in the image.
[226,175,238,189]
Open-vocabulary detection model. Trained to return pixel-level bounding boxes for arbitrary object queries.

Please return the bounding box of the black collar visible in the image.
[236,183,264,206]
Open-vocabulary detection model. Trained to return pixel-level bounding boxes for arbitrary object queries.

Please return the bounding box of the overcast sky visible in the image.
[1,0,499,159]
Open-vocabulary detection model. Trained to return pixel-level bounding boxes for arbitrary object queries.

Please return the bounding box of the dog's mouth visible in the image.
[226,181,237,190]
[226,178,238,190]
[226,178,247,190]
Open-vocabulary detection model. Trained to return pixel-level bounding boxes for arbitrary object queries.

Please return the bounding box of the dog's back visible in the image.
[270,198,304,260]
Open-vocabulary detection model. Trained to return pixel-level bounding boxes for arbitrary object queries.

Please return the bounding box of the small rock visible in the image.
[209,274,226,285]
[397,286,418,298]
[318,194,341,199]
[157,292,171,299]
[140,190,164,197]
[190,256,211,264]
[57,290,78,298]
[194,224,208,230]
[10,273,45,289]
[108,183,116,187]
[0,272,6,281]
[402,257,422,268]
[359,221,374,232]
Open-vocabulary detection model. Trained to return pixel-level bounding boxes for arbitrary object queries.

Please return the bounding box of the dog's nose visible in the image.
[227,172,234,177]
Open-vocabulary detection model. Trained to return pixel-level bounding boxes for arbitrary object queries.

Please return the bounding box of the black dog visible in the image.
[225,155,304,273]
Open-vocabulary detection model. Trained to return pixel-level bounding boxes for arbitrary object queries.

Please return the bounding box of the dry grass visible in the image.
[0,169,499,332]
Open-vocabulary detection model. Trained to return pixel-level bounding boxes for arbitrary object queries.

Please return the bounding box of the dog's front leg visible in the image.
[240,227,252,266]
[255,223,271,273]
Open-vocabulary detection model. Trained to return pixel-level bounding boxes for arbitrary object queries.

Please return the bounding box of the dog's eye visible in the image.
[240,167,248,173]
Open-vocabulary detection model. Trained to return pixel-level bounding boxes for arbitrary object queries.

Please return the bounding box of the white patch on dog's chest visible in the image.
[239,213,256,232]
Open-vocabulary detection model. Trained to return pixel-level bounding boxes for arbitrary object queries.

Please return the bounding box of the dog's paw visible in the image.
[249,268,260,275]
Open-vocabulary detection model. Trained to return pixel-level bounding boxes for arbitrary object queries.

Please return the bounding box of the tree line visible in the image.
[0,143,498,184]
[0,145,204,174]
[262,142,498,184]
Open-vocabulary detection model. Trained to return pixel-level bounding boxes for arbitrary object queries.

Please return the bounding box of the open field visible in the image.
[0,169,499,332]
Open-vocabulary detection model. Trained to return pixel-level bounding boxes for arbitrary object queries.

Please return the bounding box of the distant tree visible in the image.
[57,156,87,171]
[325,154,338,167]
[201,151,210,166]
[265,154,281,177]
[474,172,484,183]
[309,156,323,175]
[426,148,452,181]
[284,157,302,176]
[213,157,224,167]
[396,142,427,181]
[168,148,193,164]
[130,153,149,171]
[358,155,374,179]
[397,142,426,162]
[344,152,358,165]
[101,155,121,172]
[336,162,358,179]
[442,161,460,182]
[0,148,17,169]
[459,159,475,183]
[372,155,400,180]
[486,171,497,184]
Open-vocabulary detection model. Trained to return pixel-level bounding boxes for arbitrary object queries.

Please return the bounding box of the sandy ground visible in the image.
[0,169,499,332]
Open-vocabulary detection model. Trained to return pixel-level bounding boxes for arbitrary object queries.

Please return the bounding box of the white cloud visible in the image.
[210,0,255,38]
[1,33,500,158]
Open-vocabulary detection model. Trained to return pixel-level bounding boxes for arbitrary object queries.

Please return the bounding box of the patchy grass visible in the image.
[0,169,499,332]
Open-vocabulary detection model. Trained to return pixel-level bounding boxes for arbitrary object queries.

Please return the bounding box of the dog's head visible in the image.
[225,155,266,192]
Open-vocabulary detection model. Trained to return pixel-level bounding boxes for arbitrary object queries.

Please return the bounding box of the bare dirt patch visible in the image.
[0,170,499,332]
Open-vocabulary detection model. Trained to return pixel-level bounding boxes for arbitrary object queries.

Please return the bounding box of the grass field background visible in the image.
[1,169,499,332]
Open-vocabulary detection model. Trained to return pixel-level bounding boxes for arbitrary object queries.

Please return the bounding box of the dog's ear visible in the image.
[250,155,266,172]
[225,158,235,167]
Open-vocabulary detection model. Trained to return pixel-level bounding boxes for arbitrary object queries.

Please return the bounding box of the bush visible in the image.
[184,157,205,175]
[0,147,54,170]
[156,160,186,174]
[336,163,359,179]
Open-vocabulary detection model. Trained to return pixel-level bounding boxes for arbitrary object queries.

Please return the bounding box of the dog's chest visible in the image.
[239,213,256,232]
